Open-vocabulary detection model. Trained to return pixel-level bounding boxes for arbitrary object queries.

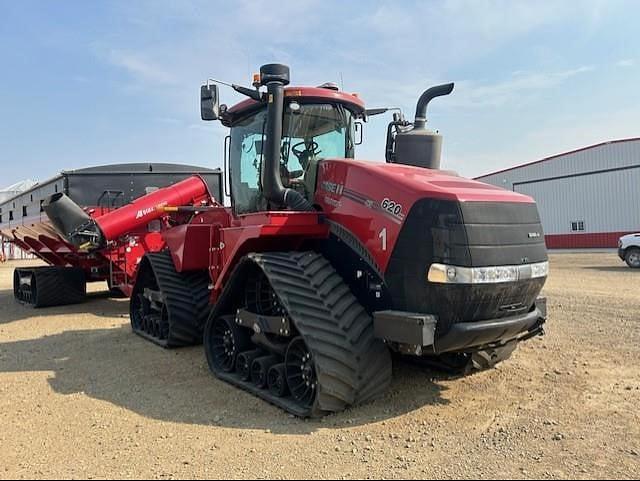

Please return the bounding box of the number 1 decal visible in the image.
[379,228,387,251]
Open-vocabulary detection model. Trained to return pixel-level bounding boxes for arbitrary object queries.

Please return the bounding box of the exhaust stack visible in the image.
[393,82,454,170]
[260,63,315,211]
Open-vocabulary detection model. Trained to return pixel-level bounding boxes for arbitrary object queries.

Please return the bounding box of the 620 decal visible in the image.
[381,198,403,216]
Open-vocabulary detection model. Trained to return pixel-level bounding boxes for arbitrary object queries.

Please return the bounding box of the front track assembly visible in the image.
[204,251,392,417]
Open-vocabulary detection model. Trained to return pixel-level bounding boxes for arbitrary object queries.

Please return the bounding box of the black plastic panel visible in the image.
[385,198,548,335]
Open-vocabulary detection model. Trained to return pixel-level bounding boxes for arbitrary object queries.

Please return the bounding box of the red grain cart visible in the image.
[0,163,222,307]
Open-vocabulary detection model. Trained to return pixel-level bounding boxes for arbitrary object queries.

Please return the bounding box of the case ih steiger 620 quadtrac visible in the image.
[38,64,548,416]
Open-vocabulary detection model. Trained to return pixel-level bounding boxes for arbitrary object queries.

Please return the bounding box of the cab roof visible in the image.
[223,86,366,125]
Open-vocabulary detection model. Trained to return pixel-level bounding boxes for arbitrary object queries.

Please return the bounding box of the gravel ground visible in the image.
[0,253,638,479]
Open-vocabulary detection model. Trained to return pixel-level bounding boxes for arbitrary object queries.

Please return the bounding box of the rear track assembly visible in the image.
[130,251,210,348]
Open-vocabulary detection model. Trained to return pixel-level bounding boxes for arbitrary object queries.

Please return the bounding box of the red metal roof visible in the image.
[226,86,366,118]
[475,137,640,179]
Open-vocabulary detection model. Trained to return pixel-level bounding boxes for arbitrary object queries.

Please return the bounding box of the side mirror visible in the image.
[201,84,219,121]
[354,121,364,146]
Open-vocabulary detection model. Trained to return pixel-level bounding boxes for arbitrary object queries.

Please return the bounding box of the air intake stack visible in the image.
[393,83,454,170]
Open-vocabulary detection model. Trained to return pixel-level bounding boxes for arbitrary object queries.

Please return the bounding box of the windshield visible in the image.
[280,103,354,174]
[229,102,355,214]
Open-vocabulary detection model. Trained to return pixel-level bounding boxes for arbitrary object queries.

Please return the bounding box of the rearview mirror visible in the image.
[201,84,219,121]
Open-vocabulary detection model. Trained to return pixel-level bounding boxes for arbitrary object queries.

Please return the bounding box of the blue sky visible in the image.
[1,0,639,187]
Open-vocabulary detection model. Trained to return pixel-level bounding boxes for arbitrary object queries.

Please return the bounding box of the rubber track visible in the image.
[14,267,86,308]
[211,251,392,417]
[137,252,210,348]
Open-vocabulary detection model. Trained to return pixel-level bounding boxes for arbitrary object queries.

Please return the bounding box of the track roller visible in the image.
[236,349,263,381]
[267,363,289,398]
[251,355,279,389]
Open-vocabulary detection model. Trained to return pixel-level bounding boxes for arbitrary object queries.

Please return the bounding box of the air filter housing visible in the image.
[394,128,443,170]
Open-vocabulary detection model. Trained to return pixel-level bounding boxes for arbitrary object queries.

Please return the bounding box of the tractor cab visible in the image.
[228,97,361,214]
[201,68,365,214]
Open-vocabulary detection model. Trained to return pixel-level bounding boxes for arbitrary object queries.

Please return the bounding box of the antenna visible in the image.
[339,72,344,91]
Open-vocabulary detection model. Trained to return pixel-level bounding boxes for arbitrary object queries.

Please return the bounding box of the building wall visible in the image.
[1,238,31,260]
[476,139,640,248]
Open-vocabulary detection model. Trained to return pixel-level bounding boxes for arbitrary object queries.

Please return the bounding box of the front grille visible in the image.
[384,199,547,334]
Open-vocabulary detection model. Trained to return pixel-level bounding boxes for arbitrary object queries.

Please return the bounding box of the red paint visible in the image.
[164,223,216,272]
[211,211,329,300]
[545,231,633,249]
[226,86,366,119]
[96,176,211,241]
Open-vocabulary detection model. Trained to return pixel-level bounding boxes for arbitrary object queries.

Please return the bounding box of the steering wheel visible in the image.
[292,141,321,168]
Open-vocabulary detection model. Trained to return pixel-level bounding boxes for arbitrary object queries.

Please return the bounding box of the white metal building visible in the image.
[0,179,38,260]
[475,138,640,248]
[0,179,37,203]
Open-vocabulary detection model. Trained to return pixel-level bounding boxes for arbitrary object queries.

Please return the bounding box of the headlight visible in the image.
[530,261,549,278]
[427,261,549,284]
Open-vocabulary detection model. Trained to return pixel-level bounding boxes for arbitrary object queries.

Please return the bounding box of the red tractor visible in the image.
[48,64,548,416]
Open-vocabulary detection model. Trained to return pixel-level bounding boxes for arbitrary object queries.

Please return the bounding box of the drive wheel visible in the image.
[208,316,251,373]
[625,248,640,268]
[285,337,317,410]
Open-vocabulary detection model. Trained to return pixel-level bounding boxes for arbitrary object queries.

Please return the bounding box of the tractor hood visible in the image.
[317,158,533,205]
[316,158,546,273]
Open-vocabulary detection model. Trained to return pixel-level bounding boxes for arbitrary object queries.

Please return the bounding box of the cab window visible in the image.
[229,109,267,214]
[229,102,355,215]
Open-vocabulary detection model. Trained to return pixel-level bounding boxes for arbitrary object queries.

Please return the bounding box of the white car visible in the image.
[619,233,640,268]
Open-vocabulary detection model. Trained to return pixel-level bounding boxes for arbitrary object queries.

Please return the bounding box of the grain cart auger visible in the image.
[123,63,549,416]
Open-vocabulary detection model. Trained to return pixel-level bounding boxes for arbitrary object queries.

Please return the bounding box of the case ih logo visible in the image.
[321,181,344,195]
[136,207,156,220]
